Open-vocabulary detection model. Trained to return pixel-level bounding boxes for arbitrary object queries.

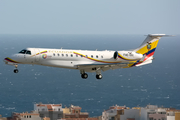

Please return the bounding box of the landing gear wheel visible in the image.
[81,73,88,79]
[14,69,19,73]
[96,74,103,79]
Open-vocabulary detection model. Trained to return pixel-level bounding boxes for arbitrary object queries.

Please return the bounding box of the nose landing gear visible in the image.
[14,69,19,73]
[14,65,19,73]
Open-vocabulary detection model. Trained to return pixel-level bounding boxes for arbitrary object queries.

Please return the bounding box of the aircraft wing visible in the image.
[75,62,133,72]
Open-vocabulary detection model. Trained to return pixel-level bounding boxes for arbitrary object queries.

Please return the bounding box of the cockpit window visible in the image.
[26,51,31,55]
[19,49,31,55]
[19,49,27,54]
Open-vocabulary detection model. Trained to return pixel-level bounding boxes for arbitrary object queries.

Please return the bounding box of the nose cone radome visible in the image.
[4,57,8,63]
[4,55,19,63]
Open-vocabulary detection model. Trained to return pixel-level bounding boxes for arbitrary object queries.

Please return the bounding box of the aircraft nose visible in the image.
[4,57,8,63]
[3,55,19,63]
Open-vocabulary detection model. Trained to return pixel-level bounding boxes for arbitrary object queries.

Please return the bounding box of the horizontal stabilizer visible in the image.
[146,34,173,37]
[136,60,152,67]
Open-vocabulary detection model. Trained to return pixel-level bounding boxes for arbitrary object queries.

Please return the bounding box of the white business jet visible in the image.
[3,34,168,79]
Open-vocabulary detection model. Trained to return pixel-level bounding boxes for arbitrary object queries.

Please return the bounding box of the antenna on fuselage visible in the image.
[61,47,63,49]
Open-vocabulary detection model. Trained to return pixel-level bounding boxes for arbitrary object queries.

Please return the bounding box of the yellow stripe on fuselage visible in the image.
[73,52,122,63]
[118,53,137,61]
[136,40,159,55]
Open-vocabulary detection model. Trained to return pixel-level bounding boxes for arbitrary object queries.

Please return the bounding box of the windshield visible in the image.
[19,49,27,54]
[19,49,31,55]
[26,50,31,55]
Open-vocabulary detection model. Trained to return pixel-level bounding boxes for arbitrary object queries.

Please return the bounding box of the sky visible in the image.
[0,0,180,34]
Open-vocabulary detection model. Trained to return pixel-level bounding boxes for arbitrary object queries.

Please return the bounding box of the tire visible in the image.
[14,69,18,73]
[81,73,88,79]
[96,74,103,79]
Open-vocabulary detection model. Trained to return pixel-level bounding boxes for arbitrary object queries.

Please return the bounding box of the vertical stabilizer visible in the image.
[132,34,170,67]
[134,34,167,56]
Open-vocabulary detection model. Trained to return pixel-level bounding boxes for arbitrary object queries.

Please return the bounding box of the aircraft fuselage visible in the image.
[4,34,169,79]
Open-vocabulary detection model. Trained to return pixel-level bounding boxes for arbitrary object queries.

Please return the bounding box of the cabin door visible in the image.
[34,49,40,62]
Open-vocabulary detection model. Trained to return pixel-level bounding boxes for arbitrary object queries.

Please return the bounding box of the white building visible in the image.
[34,103,63,112]
[11,112,42,120]
[140,105,167,120]
[34,103,63,120]
[102,105,140,120]
[166,108,180,120]
[102,108,117,120]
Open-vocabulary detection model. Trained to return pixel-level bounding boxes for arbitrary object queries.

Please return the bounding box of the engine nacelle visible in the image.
[113,51,118,59]
[113,51,143,61]
[118,51,143,60]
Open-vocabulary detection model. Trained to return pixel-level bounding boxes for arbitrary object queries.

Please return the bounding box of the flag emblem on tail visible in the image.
[147,43,151,50]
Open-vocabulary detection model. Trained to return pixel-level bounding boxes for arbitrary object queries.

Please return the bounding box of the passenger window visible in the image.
[62,54,64,57]
[58,54,60,56]
[76,55,78,57]
[53,53,55,56]
[86,55,88,58]
[26,51,31,55]
[71,54,73,57]
[91,55,93,58]
[101,56,103,58]
[96,55,98,58]
[66,54,68,57]
[19,49,27,54]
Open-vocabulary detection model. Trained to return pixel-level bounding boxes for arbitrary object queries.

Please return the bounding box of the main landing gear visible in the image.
[80,70,103,79]
[14,65,19,73]
[96,74,103,79]
[81,73,88,79]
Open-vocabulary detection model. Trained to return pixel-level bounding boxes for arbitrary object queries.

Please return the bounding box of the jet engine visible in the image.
[113,51,118,59]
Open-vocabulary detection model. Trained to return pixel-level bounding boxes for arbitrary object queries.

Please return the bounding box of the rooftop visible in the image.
[35,103,62,112]
[61,118,98,120]
[70,105,82,110]
[13,112,39,116]
[105,105,128,111]
[36,103,62,107]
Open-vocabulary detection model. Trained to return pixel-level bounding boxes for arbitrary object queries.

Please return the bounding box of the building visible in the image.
[63,105,89,118]
[175,112,180,120]
[34,103,63,120]
[140,105,166,120]
[102,105,128,120]
[102,105,140,120]
[10,112,42,120]
[166,108,180,120]
[43,117,51,120]
[148,108,167,120]
[139,105,180,120]
[140,105,168,120]
[60,118,98,120]
[0,115,7,120]
[140,105,157,120]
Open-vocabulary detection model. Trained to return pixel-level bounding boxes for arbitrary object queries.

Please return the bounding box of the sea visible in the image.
[0,34,179,117]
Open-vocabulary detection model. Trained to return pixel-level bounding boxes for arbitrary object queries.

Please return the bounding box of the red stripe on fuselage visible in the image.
[144,51,155,61]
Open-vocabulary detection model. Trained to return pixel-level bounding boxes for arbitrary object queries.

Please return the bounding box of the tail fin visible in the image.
[131,34,172,67]
[134,34,169,56]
